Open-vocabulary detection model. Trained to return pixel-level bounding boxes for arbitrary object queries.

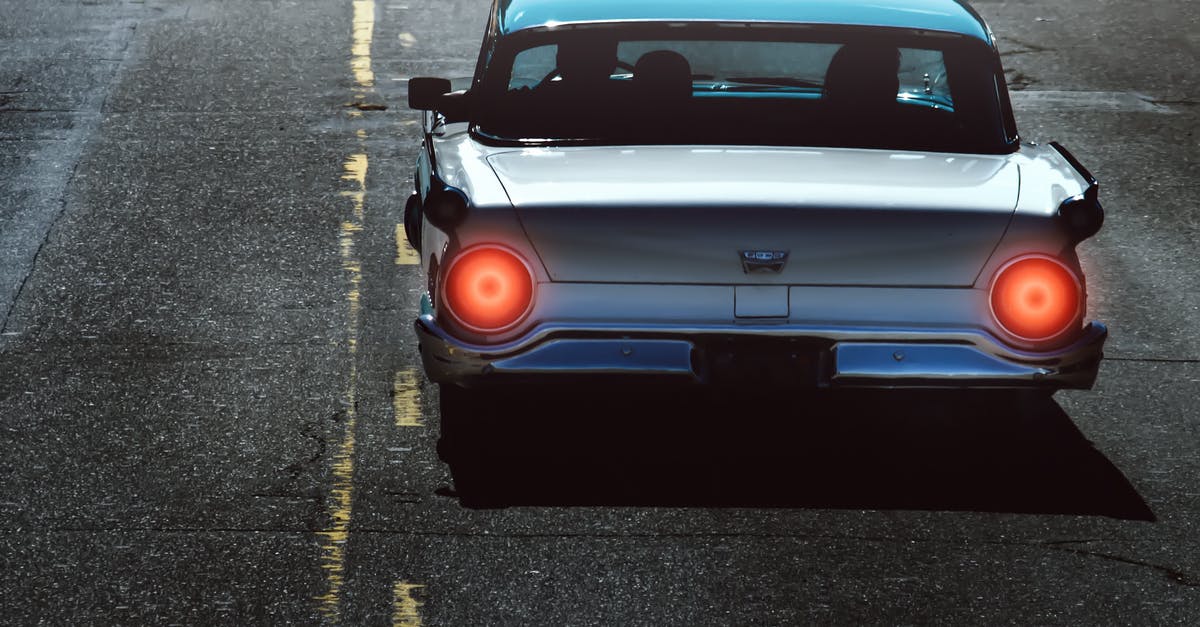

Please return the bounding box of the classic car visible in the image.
[403,0,1107,456]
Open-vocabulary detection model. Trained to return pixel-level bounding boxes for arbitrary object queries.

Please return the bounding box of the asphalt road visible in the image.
[1,0,1198,624]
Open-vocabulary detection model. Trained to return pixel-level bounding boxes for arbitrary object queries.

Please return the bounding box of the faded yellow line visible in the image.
[392,582,425,627]
[351,0,376,88]
[314,400,356,618]
[341,155,368,221]
[317,162,367,621]
[392,368,424,427]
[315,1,377,620]
[342,153,368,187]
[395,223,420,265]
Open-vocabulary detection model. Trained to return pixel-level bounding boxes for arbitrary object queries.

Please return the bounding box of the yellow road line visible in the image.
[316,1,376,616]
[342,153,368,186]
[392,582,426,627]
[351,0,376,88]
[314,399,356,618]
[393,368,424,427]
[317,162,367,620]
[395,223,420,265]
[318,1,429,620]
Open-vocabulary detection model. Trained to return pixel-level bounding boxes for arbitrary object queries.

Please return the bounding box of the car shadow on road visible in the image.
[441,386,1154,520]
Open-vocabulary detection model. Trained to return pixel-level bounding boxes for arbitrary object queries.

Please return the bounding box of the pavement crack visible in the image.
[252,493,314,498]
[998,36,1054,55]
[0,14,141,337]
[0,136,87,336]
[9,527,1200,590]
[1105,357,1200,364]
[0,108,84,113]
[1041,542,1200,589]
[1042,538,1110,547]
[1147,98,1199,107]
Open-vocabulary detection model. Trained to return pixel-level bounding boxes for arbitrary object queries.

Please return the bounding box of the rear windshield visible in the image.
[473,25,1013,153]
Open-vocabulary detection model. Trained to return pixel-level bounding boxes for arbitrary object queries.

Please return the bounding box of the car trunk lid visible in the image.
[486,146,1018,287]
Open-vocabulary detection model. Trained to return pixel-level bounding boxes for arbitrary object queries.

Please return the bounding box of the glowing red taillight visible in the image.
[990,256,1082,342]
[442,245,535,333]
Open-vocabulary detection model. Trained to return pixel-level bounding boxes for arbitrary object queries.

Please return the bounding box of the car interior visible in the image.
[478,34,1010,153]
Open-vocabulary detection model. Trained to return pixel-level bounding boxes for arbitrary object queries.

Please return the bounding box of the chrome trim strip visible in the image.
[415,315,1106,389]
[834,343,1051,384]
[490,338,697,378]
[417,313,1105,365]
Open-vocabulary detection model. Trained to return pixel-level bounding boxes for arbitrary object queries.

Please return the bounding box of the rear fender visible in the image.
[424,206,546,346]
[420,125,545,341]
[974,142,1101,290]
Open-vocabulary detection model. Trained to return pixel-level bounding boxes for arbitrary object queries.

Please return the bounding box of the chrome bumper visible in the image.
[415,314,1107,390]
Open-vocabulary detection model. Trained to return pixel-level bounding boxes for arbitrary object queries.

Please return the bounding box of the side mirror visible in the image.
[409,77,451,110]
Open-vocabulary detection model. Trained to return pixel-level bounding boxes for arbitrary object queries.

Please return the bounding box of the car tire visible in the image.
[402,192,422,251]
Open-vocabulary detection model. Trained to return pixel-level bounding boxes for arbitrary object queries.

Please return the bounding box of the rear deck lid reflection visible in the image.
[486,146,1019,286]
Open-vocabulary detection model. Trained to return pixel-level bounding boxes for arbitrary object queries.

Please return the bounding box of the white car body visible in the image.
[405,0,1107,392]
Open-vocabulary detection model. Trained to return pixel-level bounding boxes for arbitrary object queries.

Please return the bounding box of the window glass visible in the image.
[898,48,951,107]
[479,27,1008,153]
[509,42,954,106]
[617,40,840,86]
[509,45,558,89]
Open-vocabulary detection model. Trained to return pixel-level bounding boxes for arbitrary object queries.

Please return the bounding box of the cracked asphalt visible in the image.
[1,0,1198,624]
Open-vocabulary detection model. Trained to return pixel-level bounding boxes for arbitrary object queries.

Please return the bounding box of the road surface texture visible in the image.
[1,0,1197,624]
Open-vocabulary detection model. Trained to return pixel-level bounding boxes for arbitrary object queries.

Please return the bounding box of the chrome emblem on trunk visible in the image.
[740,250,789,274]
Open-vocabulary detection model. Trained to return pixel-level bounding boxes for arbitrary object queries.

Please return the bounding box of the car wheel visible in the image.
[402,192,422,251]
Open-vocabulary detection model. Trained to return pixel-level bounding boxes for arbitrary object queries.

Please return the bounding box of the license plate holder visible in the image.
[698,337,831,386]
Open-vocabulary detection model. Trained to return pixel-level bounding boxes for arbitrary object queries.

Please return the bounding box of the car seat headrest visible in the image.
[632,50,693,101]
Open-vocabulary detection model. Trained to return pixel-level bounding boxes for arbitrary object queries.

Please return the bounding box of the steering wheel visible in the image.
[535,60,637,88]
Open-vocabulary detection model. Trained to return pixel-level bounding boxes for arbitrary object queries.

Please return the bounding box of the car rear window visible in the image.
[477,25,1012,153]
[510,41,954,106]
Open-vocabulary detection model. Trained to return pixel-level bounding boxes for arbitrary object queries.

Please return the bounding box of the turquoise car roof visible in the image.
[496,0,993,44]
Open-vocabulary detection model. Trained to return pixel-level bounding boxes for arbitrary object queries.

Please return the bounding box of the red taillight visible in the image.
[990,256,1082,342]
[442,245,535,333]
